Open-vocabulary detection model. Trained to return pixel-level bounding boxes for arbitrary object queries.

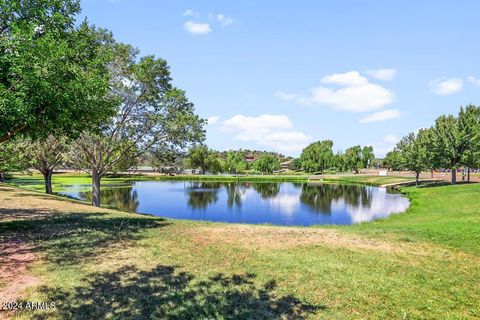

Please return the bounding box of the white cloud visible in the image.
[429,77,463,95]
[183,9,199,17]
[184,21,211,35]
[221,114,311,153]
[365,68,397,81]
[468,76,480,86]
[207,116,220,125]
[217,14,233,26]
[321,71,369,86]
[279,71,395,112]
[360,109,401,123]
[275,91,299,101]
[371,134,399,158]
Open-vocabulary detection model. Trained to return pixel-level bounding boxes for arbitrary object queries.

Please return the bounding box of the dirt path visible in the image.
[0,240,38,320]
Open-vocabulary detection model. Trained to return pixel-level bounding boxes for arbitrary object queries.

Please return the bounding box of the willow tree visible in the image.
[0,1,116,143]
[300,140,334,173]
[71,44,205,207]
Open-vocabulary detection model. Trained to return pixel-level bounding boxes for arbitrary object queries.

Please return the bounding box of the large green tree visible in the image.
[458,105,480,182]
[344,145,363,174]
[382,150,403,171]
[396,130,431,186]
[0,1,116,143]
[71,43,205,207]
[300,140,334,174]
[361,146,375,169]
[252,154,280,174]
[430,112,470,185]
[225,150,247,174]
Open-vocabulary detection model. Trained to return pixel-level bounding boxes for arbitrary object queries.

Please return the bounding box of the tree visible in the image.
[300,140,334,174]
[382,150,403,171]
[205,153,223,175]
[71,43,205,207]
[252,154,280,174]
[0,138,30,182]
[1,1,116,143]
[186,145,210,174]
[458,105,480,182]
[23,135,69,194]
[396,130,431,186]
[225,150,247,174]
[344,145,363,173]
[430,114,468,185]
[361,146,374,169]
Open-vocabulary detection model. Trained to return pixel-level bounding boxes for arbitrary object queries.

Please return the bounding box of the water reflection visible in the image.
[77,187,140,213]
[299,183,372,214]
[186,182,220,210]
[60,181,409,226]
[253,183,280,199]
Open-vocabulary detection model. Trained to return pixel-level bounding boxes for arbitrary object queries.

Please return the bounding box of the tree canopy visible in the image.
[0,0,116,143]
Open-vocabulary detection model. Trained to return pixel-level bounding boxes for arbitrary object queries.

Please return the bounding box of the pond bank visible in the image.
[0,178,479,319]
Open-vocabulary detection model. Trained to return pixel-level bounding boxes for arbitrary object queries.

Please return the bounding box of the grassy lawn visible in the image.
[323,174,415,186]
[0,177,479,319]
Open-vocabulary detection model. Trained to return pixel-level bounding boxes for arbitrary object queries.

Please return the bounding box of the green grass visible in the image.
[323,174,415,186]
[1,176,479,319]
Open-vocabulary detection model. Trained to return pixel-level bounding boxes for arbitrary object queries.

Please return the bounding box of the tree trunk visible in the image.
[0,172,4,183]
[43,170,53,194]
[467,167,471,183]
[92,172,102,207]
[415,172,420,186]
[451,168,456,185]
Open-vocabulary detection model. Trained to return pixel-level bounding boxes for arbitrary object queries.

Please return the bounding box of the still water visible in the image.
[58,181,409,226]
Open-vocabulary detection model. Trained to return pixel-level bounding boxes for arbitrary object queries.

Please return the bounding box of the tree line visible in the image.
[383,105,480,185]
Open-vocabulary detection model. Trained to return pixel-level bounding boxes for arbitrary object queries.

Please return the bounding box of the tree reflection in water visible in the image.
[79,187,139,213]
[299,183,373,214]
[225,182,246,208]
[252,183,280,199]
[186,182,221,210]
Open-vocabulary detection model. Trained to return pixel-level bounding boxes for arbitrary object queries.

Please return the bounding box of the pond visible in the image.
[57,181,409,226]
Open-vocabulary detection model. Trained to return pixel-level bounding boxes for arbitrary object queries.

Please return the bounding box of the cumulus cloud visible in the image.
[278,71,395,112]
[429,77,463,95]
[360,109,401,123]
[365,68,397,81]
[221,114,311,153]
[184,21,211,35]
[217,14,233,26]
[207,116,220,125]
[468,76,480,86]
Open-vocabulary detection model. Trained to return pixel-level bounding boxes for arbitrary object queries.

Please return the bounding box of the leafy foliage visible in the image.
[300,140,334,173]
[0,1,116,142]
[252,154,281,174]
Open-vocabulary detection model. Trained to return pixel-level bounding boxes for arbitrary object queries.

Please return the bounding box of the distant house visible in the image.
[281,160,293,170]
[182,168,202,175]
[245,155,256,163]
[127,166,155,173]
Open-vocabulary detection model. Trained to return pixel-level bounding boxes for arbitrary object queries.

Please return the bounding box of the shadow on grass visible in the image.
[0,208,168,265]
[32,265,323,320]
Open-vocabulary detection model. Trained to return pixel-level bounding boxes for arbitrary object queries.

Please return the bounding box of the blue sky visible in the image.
[81,0,480,157]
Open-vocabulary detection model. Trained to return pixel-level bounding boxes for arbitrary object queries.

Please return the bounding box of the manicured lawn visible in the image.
[0,177,479,319]
[323,174,415,186]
